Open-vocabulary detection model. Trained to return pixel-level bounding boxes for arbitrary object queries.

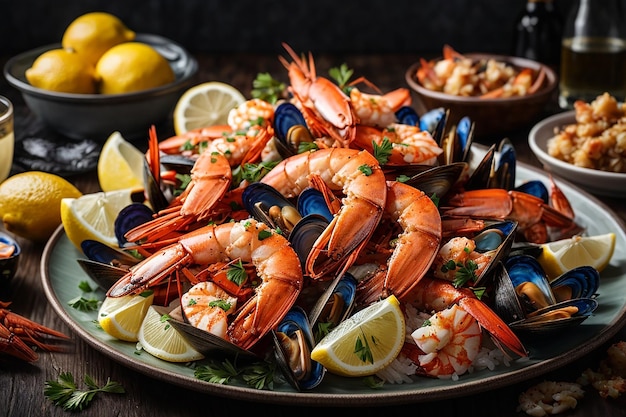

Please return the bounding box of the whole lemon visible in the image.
[95,42,175,94]
[25,48,97,93]
[0,172,82,242]
[62,12,135,67]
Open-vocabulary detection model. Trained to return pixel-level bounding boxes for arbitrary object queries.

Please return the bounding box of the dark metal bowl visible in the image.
[3,33,198,141]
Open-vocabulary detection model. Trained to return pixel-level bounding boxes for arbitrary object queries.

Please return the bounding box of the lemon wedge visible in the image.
[173,81,245,135]
[61,188,140,251]
[97,131,145,192]
[98,292,154,342]
[310,295,405,377]
[138,305,204,363]
[538,233,616,280]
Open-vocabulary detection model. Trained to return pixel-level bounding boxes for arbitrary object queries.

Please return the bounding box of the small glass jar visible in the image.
[559,0,626,108]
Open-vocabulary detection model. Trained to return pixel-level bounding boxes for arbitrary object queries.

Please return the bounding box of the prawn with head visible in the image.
[108,218,303,351]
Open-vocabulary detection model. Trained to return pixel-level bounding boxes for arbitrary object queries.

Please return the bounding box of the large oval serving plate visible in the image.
[41,160,626,406]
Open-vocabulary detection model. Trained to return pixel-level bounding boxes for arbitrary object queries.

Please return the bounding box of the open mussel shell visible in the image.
[515,180,549,203]
[272,306,326,391]
[471,220,518,286]
[402,162,467,199]
[494,255,599,335]
[440,116,474,165]
[114,203,155,246]
[419,107,448,142]
[273,102,310,159]
[297,188,334,222]
[504,255,556,312]
[508,298,599,335]
[492,138,515,190]
[76,259,127,291]
[550,265,600,301]
[166,313,258,359]
[242,182,301,235]
[395,106,419,126]
[465,143,496,191]
[78,240,140,290]
[288,214,329,269]
[307,272,358,330]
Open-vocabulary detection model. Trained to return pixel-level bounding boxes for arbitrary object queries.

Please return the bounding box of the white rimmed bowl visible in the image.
[528,111,626,198]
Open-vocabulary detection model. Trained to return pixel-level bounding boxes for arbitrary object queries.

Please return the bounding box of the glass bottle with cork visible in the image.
[559,0,626,109]
[512,0,563,70]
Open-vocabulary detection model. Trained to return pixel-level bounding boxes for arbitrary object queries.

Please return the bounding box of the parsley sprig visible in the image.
[251,73,286,104]
[195,358,278,390]
[44,372,124,411]
[372,136,393,165]
[329,63,355,94]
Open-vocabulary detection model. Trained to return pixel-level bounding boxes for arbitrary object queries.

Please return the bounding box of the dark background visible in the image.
[3,0,574,56]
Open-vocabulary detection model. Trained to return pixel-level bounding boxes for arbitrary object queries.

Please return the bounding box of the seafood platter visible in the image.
[405,45,557,138]
[529,93,626,197]
[38,44,626,405]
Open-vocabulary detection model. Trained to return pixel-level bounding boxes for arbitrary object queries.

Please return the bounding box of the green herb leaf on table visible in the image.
[44,372,124,411]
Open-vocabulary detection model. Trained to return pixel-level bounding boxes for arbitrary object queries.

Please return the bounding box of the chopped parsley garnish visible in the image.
[358,164,373,176]
[251,72,286,104]
[227,259,247,286]
[372,137,393,165]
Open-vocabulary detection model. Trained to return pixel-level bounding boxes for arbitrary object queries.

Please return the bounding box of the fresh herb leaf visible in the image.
[227,259,247,286]
[258,229,273,240]
[396,174,411,183]
[232,161,279,186]
[195,358,277,390]
[209,299,232,311]
[358,164,373,176]
[78,281,93,292]
[472,286,487,300]
[195,359,239,385]
[315,321,334,343]
[372,137,393,165]
[354,331,374,364]
[251,73,286,104]
[241,361,277,390]
[363,375,385,389]
[67,296,99,312]
[329,63,354,94]
[44,372,124,411]
[298,141,319,153]
[452,259,479,288]
[174,173,192,196]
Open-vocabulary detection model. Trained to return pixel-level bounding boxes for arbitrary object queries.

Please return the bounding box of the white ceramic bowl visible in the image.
[528,111,626,197]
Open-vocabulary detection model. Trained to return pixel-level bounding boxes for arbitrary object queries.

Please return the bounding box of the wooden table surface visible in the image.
[1,53,626,417]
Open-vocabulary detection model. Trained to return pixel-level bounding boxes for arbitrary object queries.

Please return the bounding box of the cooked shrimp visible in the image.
[410,304,482,379]
[181,281,238,339]
[432,236,492,282]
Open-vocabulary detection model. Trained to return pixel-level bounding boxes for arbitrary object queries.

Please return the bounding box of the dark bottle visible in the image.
[512,0,563,69]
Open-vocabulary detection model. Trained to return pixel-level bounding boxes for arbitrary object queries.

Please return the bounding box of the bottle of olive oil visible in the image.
[512,0,563,69]
[559,0,626,108]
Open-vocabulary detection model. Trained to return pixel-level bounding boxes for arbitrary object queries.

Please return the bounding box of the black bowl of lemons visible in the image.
[3,12,198,141]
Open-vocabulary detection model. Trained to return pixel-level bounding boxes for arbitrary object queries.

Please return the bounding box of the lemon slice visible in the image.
[97,131,145,192]
[173,81,245,135]
[538,233,616,280]
[138,305,205,363]
[61,188,140,251]
[310,295,405,377]
[98,292,154,342]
